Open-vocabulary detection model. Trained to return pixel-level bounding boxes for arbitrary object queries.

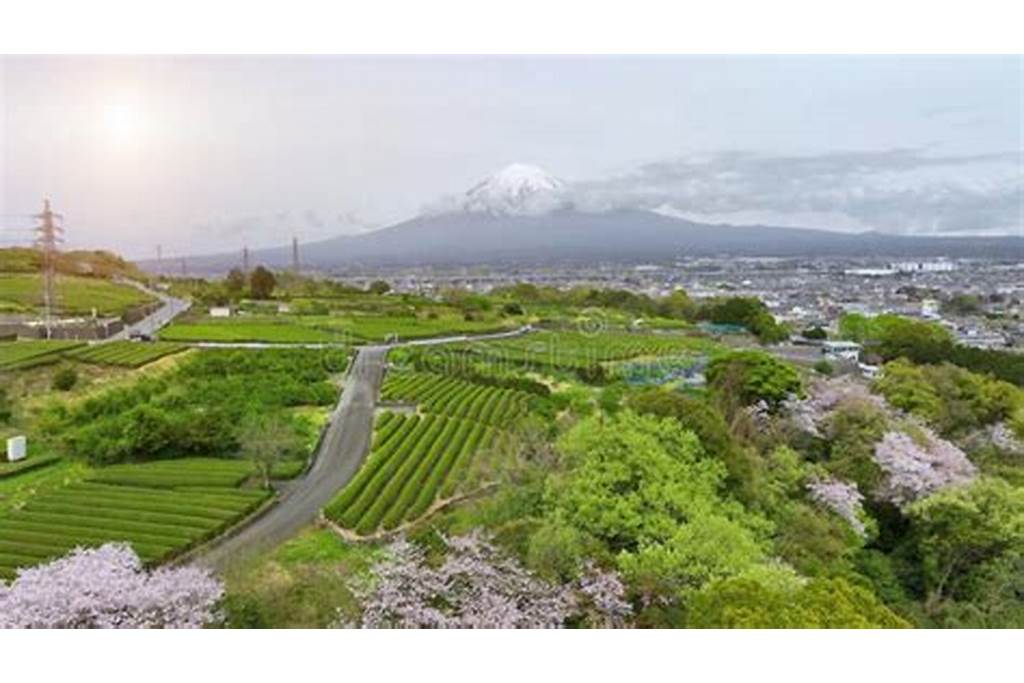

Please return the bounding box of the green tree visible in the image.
[249,266,277,300]
[240,413,302,489]
[627,389,764,507]
[686,574,910,628]
[907,477,1024,606]
[546,412,770,604]
[619,514,765,599]
[225,267,247,297]
[656,289,697,321]
[367,280,391,295]
[706,350,802,411]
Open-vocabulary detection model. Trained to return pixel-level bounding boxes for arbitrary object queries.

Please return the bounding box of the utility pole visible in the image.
[242,245,250,274]
[33,199,64,339]
[291,236,300,274]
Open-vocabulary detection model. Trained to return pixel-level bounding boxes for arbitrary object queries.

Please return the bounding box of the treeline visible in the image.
[840,313,1024,386]
[42,348,344,465]
[494,283,789,343]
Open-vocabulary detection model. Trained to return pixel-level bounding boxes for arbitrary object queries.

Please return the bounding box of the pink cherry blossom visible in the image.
[0,543,223,629]
[807,476,867,537]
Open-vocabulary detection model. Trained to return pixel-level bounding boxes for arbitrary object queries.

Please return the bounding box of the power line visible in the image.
[33,199,64,339]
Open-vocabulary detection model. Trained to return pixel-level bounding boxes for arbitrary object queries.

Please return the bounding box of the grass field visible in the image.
[160,319,341,343]
[160,312,517,344]
[68,341,189,368]
[311,315,517,342]
[0,273,154,316]
[0,458,270,580]
[0,340,86,371]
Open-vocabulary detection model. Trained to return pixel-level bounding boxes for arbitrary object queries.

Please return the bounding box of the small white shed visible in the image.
[7,435,26,462]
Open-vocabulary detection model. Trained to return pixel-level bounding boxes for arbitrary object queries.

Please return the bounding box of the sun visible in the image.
[101,102,144,146]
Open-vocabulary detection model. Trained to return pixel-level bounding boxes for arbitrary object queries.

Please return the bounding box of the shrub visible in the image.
[52,366,78,391]
[813,359,835,376]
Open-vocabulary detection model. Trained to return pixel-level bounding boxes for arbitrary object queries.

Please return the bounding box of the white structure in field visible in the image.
[7,435,26,462]
[822,340,862,363]
[209,306,232,318]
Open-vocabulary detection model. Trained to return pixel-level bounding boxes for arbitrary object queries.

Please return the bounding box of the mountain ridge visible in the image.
[142,207,1024,274]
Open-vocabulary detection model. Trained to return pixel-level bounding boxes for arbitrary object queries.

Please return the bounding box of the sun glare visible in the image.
[101,102,144,146]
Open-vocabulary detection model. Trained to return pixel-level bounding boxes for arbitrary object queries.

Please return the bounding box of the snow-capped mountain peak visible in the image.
[461,163,569,215]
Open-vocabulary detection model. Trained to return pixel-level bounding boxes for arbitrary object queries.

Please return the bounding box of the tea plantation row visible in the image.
[0,458,269,580]
[324,412,497,535]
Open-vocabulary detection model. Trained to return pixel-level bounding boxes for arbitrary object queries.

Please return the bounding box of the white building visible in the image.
[822,340,862,362]
[891,259,957,273]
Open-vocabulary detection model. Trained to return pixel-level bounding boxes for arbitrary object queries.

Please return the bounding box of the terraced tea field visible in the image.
[380,371,531,427]
[0,340,86,371]
[68,341,189,368]
[0,458,269,580]
[326,370,529,535]
[450,330,718,372]
[324,412,498,535]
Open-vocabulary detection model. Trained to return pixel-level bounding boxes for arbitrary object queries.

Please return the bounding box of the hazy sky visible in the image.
[1,55,1020,257]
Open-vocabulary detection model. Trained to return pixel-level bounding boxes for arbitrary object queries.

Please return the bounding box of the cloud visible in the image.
[191,209,377,251]
[569,149,1023,236]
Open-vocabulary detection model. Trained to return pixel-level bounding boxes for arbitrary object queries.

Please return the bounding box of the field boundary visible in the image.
[170,494,279,567]
[319,482,498,543]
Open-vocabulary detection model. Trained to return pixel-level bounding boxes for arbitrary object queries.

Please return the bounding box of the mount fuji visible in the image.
[152,164,1024,273]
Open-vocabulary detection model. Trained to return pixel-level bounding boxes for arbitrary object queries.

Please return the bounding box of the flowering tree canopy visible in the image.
[0,543,223,629]
[352,531,631,629]
[807,476,868,537]
[873,428,976,507]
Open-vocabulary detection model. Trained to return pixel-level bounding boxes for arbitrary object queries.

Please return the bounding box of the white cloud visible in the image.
[570,149,1023,236]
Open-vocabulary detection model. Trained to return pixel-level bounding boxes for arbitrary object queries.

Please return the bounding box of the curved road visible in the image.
[199,344,388,570]
[197,326,530,571]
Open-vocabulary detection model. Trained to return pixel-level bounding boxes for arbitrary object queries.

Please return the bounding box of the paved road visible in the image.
[106,279,191,341]
[195,325,532,571]
[199,345,389,571]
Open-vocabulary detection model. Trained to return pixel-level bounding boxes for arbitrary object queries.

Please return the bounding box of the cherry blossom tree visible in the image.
[807,476,868,537]
[0,543,223,629]
[349,531,631,629]
[783,376,887,438]
[873,428,977,507]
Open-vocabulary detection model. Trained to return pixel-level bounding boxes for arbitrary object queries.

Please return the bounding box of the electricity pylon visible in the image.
[33,199,64,339]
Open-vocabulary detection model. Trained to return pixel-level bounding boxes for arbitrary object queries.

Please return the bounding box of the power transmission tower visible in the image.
[242,245,250,273]
[33,199,64,339]
[291,236,300,274]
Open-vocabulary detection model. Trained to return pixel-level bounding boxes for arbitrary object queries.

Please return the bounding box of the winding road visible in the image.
[197,326,530,571]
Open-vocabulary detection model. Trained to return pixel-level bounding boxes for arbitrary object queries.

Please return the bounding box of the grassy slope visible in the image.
[0,273,154,316]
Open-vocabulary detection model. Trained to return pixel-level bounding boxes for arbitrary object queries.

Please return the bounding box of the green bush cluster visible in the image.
[47,348,342,465]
